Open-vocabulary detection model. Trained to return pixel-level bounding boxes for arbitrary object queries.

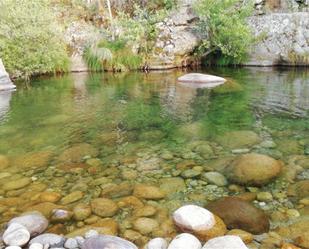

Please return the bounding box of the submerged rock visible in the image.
[133,184,166,200]
[226,153,282,186]
[3,223,30,246]
[8,212,48,236]
[81,235,138,249]
[173,205,226,241]
[90,198,119,217]
[202,235,248,249]
[58,143,98,163]
[167,233,202,249]
[206,197,270,234]
[287,180,309,199]
[215,131,261,150]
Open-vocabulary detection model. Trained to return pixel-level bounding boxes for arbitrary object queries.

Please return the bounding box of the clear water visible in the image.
[0,67,308,238]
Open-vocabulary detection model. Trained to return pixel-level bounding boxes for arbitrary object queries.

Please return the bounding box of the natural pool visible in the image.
[0,67,308,247]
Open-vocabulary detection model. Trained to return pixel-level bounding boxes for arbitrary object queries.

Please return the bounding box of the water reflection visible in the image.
[0,91,13,123]
[249,68,309,117]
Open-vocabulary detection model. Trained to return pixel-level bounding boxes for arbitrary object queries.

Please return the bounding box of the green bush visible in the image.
[0,0,69,79]
[194,0,254,65]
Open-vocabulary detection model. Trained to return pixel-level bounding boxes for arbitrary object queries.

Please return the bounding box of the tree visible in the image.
[194,0,254,65]
[0,0,68,79]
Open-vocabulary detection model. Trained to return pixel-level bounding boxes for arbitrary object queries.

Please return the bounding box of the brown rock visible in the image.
[0,155,9,170]
[25,202,64,218]
[12,151,53,169]
[215,130,261,149]
[281,243,302,249]
[132,217,159,235]
[295,233,309,249]
[227,229,254,244]
[91,198,119,217]
[39,192,62,203]
[133,184,166,200]
[226,153,282,186]
[92,218,118,235]
[117,196,144,209]
[206,197,270,234]
[58,143,98,163]
[100,182,133,198]
[132,205,157,217]
[73,203,92,221]
[287,180,309,199]
[60,191,84,205]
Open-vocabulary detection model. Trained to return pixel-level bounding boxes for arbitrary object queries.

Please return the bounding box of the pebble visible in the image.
[167,233,202,249]
[3,223,30,247]
[173,205,215,231]
[60,191,84,205]
[64,238,79,249]
[81,235,138,249]
[29,243,44,249]
[5,247,22,249]
[133,218,159,235]
[29,233,65,248]
[202,235,249,249]
[181,169,201,179]
[85,230,99,239]
[257,192,273,202]
[145,238,168,249]
[203,172,227,186]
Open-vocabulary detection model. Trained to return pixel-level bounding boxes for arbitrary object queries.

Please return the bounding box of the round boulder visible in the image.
[226,153,282,186]
[173,205,227,241]
[206,197,269,234]
[145,238,168,249]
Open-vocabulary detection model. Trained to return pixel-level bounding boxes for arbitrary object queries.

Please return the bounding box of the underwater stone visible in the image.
[81,235,138,249]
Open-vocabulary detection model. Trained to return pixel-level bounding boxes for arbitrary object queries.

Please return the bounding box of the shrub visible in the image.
[0,0,69,79]
[194,0,254,65]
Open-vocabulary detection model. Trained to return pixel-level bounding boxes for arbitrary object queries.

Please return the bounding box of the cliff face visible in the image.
[247,12,309,66]
[246,0,309,66]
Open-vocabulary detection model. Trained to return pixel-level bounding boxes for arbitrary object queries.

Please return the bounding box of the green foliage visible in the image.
[84,40,142,72]
[0,0,69,79]
[194,0,254,65]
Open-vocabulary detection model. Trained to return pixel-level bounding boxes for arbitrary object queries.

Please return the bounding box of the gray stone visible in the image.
[81,235,138,249]
[3,223,30,247]
[202,172,228,186]
[64,238,78,249]
[8,212,48,236]
[30,234,65,248]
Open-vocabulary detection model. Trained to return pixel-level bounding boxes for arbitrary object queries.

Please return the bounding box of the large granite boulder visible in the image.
[0,59,15,91]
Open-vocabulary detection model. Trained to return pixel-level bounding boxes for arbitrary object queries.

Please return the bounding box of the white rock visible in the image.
[173,205,215,231]
[29,243,44,249]
[202,235,249,249]
[74,236,85,247]
[3,223,30,246]
[145,238,168,249]
[5,246,22,249]
[85,230,99,238]
[64,238,79,249]
[167,233,202,249]
[29,233,65,248]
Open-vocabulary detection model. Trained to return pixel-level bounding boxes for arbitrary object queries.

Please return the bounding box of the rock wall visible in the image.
[246,12,309,66]
[147,2,201,69]
[0,59,15,91]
